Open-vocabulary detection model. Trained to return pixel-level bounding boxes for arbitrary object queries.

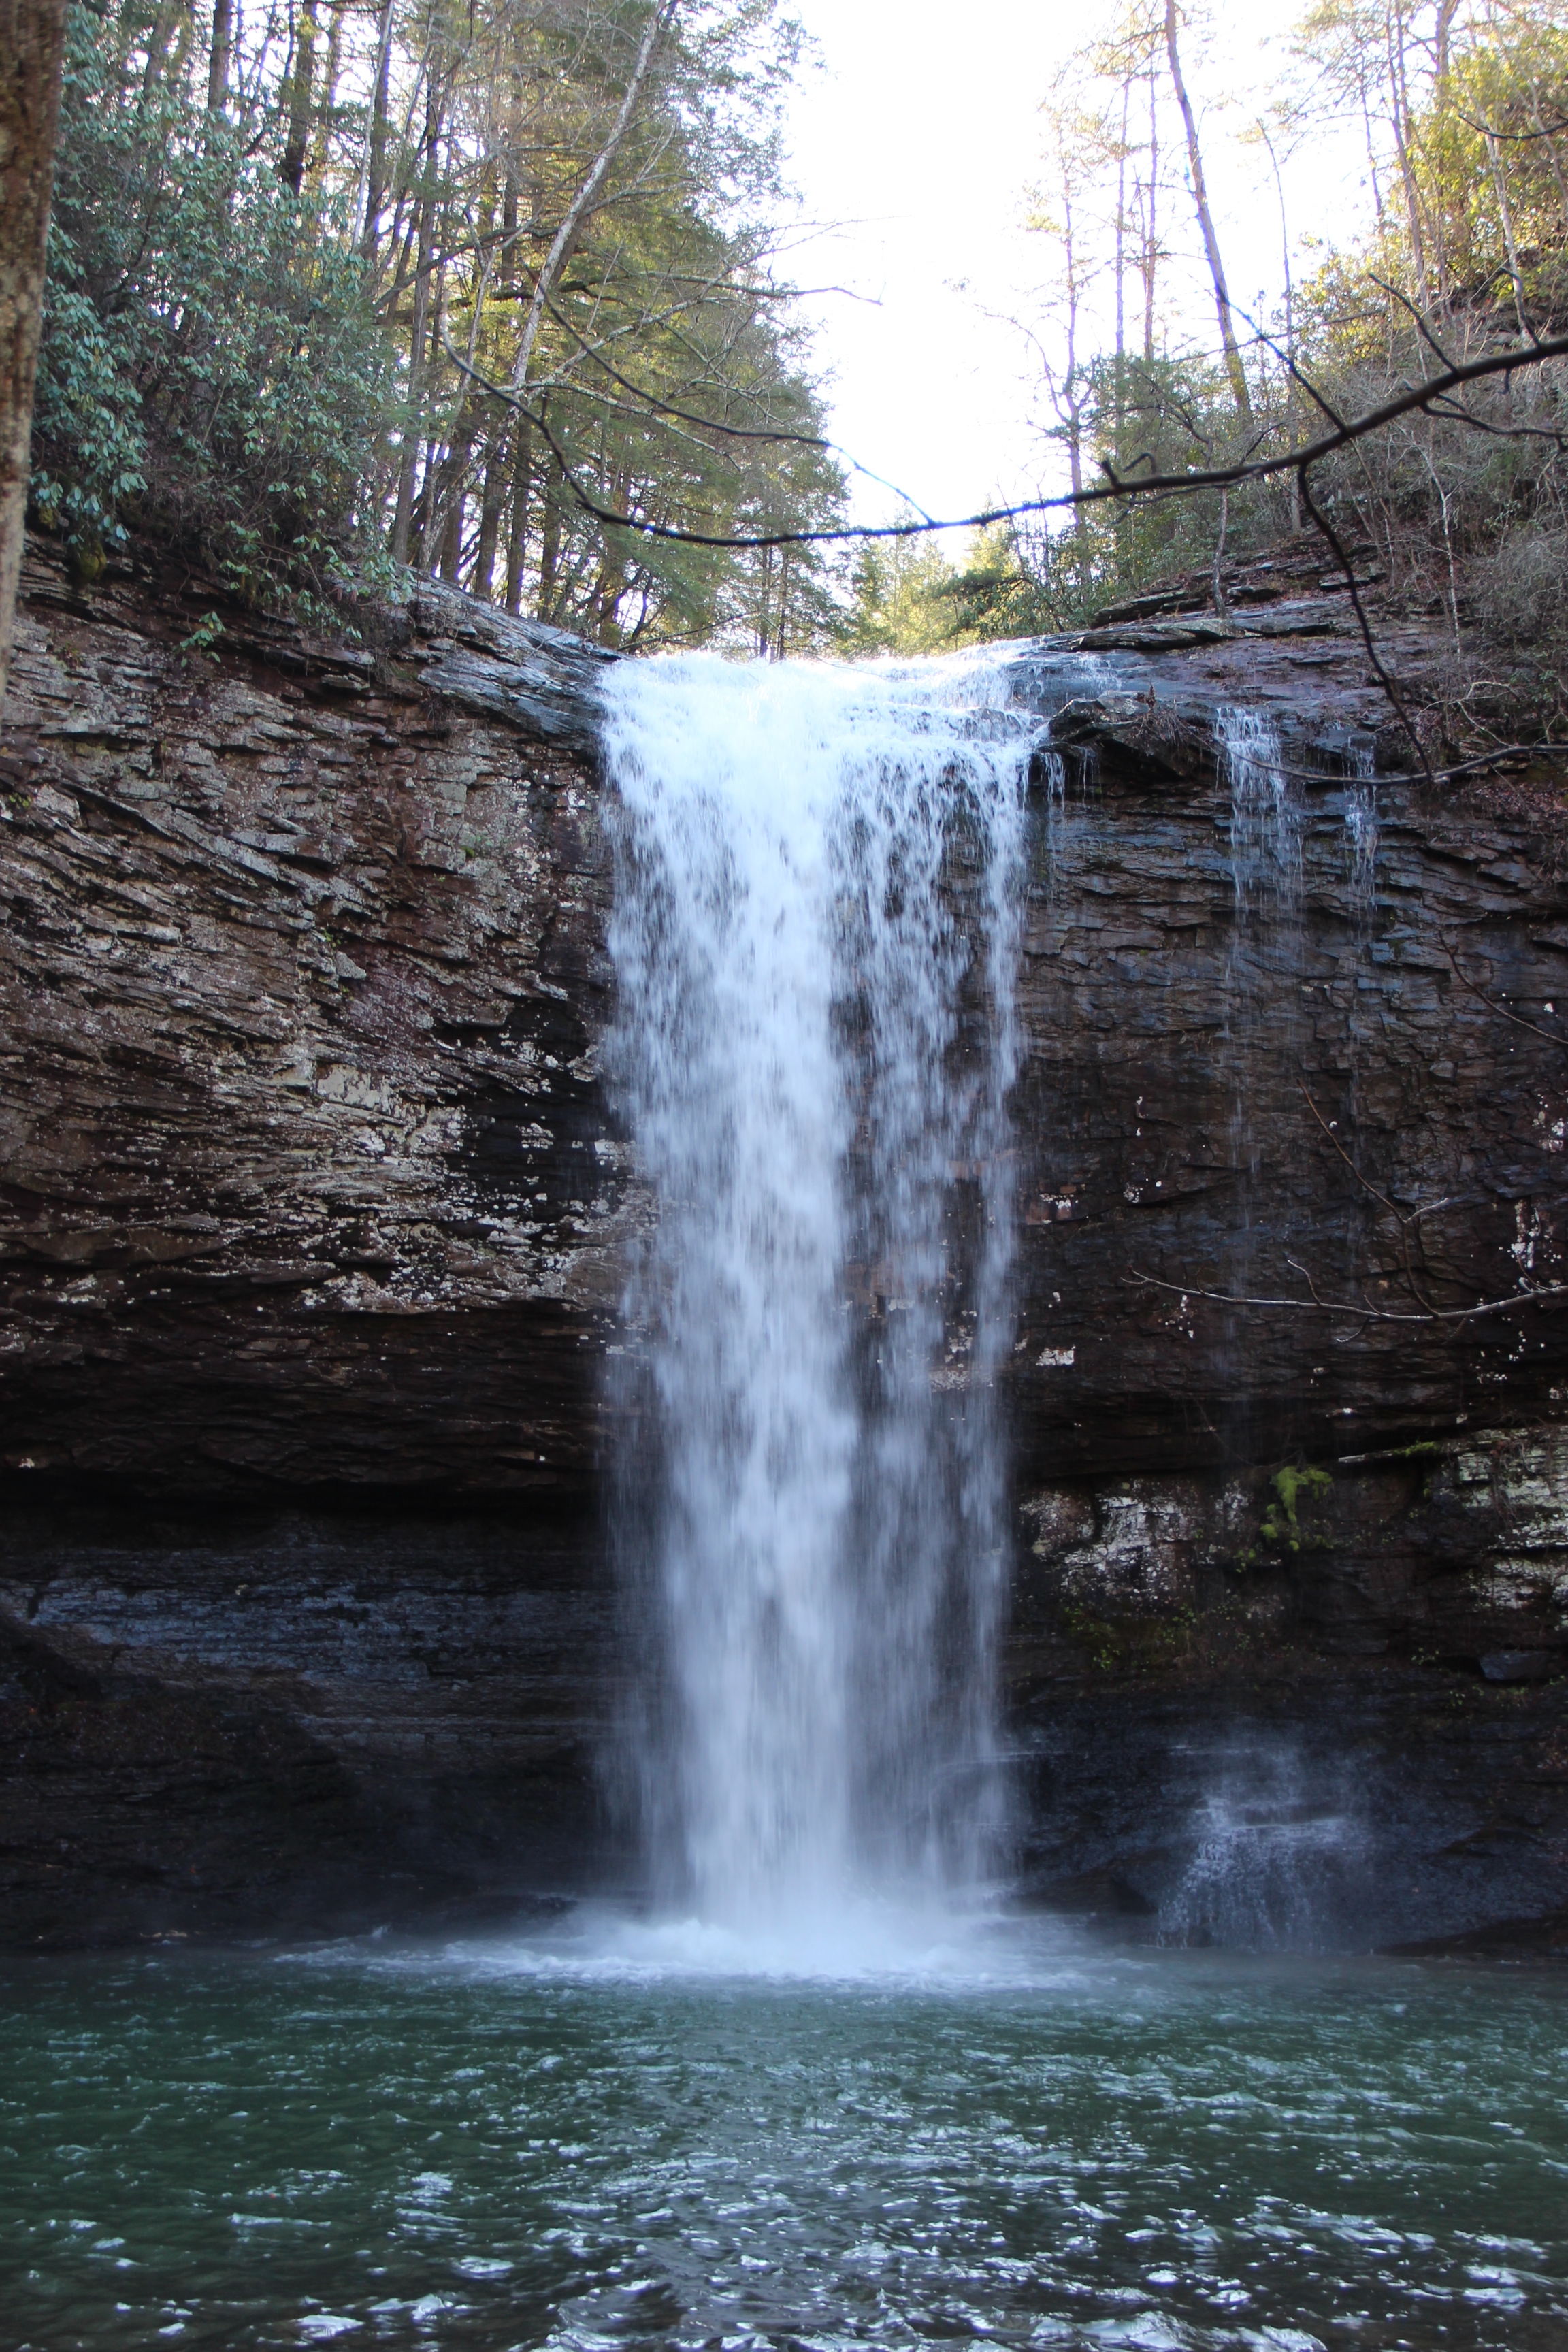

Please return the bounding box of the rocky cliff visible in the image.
[2,534,1565,1954]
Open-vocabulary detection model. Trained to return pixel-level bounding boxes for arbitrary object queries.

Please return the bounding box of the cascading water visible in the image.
[1212,706,1307,1452]
[1345,741,1379,912]
[1218,704,1299,913]
[1157,1746,1367,1953]
[598,653,1029,1937]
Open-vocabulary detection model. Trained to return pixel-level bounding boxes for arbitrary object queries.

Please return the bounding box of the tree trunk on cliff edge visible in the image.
[0,0,67,711]
[1164,0,1252,423]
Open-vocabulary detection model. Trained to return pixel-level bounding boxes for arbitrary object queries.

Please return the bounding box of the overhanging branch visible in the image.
[439,328,1568,551]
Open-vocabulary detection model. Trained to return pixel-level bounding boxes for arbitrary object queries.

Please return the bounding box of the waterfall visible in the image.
[1218,705,1298,913]
[1345,742,1379,911]
[598,653,1028,1933]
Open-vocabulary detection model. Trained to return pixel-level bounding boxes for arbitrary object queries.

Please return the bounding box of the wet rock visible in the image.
[0,1499,619,1947]
[0,538,639,1501]
[1480,1649,1556,1682]
[1046,692,1212,781]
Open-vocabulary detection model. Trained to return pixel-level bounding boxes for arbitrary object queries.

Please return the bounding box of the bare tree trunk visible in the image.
[1050,152,1094,576]
[1113,64,1130,580]
[279,0,317,193]
[139,0,190,103]
[1115,72,1128,367]
[508,0,679,394]
[472,423,506,600]
[438,478,465,580]
[1386,3,1430,301]
[537,465,561,619]
[1260,120,1301,529]
[504,421,531,612]
[391,76,443,566]
[308,0,347,186]
[1145,63,1158,361]
[755,542,772,657]
[207,0,233,111]
[358,0,395,257]
[410,453,434,569]
[1164,0,1251,419]
[1484,129,1529,334]
[1434,0,1459,90]
[432,406,474,579]
[0,0,67,709]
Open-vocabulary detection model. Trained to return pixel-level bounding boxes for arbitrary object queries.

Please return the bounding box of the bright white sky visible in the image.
[777,0,1375,538]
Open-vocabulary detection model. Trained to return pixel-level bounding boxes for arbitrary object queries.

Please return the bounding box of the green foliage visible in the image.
[939,521,1064,639]
[993,0,1568,725]
[33,7,395,619]
[843,527,966,655]
[178,611,226,654]
[30,0,844,646]
[1258,1464,1333,1555]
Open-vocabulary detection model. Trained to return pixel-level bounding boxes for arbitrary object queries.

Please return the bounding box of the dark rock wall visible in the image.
[3,538,1566,1953]
[0,544,630,1499]
[0,1500,617,1947]
[1003,603,1568,1480]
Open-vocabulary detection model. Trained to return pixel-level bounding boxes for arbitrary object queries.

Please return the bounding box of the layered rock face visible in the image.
[0,543,627,1499]
[2,536,1565,1952]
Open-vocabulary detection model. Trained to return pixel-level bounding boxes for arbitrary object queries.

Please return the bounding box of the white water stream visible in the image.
[599,653,1031,1936]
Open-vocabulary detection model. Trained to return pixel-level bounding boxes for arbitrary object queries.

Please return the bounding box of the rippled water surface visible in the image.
[4,1921,1566,2350]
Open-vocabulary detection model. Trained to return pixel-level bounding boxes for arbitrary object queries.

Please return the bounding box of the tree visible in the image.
[1164,0,1251,418]
[1027,101,1107,596]
[24,0,847,648]
[0,0,67,706]
[844,525,964,655]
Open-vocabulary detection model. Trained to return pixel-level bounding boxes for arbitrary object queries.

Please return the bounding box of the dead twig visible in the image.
[1440,935,1568,1046]
[1298,1081,1449,1311]
[1298,461,1434,778]
[440,325,1568,551]
[1126,1267,1568,1324]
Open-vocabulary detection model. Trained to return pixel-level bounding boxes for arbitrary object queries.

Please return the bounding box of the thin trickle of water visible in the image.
[1218,705,1298,1143]
[1159,1754,1367,1954]
[1345,742,1379,912]
[599,653,1029,1934]
[1219,705,1299,912]
[1029,743,1072,919]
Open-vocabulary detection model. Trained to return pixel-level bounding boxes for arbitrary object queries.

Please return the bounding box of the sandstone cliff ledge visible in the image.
[2,535,1566,1954]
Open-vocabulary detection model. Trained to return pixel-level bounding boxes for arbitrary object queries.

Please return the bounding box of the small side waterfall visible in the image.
[1345,743,1379,912]
[599,654,1028,1936]
[1219,705,1299,913]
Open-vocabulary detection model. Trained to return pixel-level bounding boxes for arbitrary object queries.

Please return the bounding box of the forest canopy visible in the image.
[31,0,845,651]
[27,0,1568,687]
[958,0,1568,707]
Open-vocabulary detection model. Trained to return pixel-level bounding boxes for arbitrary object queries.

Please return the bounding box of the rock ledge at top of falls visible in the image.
[395,580,618,751]
[1043,694,1214,783]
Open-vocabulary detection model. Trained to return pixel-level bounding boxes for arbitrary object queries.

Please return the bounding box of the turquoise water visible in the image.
[4,1919,1566,2351]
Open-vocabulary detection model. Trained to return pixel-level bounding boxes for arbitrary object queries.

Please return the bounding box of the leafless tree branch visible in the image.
[442,325,1568,550]
[1126,1268,1568,1324]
